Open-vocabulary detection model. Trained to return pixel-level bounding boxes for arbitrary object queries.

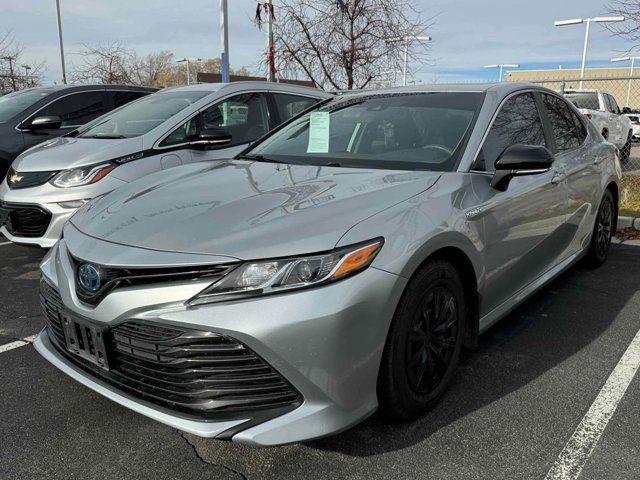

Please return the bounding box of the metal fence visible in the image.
[521,76,640,215]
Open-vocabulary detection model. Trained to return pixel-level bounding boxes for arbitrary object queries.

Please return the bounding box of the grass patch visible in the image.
[620,176,640,217]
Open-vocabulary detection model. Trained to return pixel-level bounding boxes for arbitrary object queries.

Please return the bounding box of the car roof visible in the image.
[16,84,157,94]
[160,81,331,98]
[330,82,549,100]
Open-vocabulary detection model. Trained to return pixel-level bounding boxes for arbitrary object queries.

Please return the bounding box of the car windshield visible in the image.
[247,92,483,171]
[77,91,209,139]
[0,89,52,123]
[565,92,600,110]
[628,115,639,122]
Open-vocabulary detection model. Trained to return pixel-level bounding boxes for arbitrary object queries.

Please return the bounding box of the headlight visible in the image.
[189,238,384,305]
[51,163,115,188]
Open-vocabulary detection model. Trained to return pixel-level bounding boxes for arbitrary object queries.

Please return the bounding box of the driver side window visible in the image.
[474,92,547,172]
[159,116,200,147]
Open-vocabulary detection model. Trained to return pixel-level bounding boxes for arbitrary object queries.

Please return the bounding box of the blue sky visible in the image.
[1,0,637,85]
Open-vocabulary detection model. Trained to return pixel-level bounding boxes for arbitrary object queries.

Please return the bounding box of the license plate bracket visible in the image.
[62,315,110,370]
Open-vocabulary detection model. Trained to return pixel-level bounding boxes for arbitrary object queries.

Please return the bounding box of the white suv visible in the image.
[564,89,632,163]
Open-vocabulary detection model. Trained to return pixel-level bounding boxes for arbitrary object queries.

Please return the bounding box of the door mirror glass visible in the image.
[491,144,554,190]
[28,115,62,130]
[190,128,232,148]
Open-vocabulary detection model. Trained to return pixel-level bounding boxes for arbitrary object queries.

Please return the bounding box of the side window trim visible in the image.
[15,89,107,131]
[470,88,544,172]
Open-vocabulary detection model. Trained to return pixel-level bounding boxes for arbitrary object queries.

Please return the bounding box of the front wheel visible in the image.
[378,260,466,420]
[584,190,615,268]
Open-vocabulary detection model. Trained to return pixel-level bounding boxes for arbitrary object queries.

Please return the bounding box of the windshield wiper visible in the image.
[238,154,289,165]
[88,134,127,139]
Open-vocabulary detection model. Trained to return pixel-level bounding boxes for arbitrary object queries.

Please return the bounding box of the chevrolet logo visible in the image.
[9,174,23,184]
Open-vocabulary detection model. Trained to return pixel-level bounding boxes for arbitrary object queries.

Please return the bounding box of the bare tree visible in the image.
[71,42,137,84]
[606,0,640,45]
[266,0,433,90]
[0,30,46,93]
[132,50,176,86]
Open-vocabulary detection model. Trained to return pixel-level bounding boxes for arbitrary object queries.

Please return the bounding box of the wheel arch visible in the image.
[400,239,481,350]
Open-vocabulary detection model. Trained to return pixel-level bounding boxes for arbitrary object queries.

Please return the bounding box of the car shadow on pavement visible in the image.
[303,243,640,457]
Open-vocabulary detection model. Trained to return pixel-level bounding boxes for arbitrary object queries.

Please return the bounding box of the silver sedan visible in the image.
[34,82,620,446]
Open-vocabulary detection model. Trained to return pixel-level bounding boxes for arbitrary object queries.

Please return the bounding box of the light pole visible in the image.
[220,0,230,83]
[55,0,67,84]
[384,35,432,86]
[21,64,31,87]
[554,16,625,88]
[612,55,640,108]
[483,64,519,82]
[176,58,202,85]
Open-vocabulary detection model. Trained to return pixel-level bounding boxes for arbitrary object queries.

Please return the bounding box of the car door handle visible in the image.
[551,170,567,185]
[593,156,607,166]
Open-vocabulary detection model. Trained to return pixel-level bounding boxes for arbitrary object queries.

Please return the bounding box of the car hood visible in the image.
[12,136,143,172]
[70,160,440,259]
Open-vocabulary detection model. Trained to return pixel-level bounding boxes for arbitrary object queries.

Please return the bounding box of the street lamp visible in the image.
[554,16,625,88]
[612,55,640,108]
[483,64,519,82]
[384,35,432,86]
[176,57,202,85]
[21,64,31,87]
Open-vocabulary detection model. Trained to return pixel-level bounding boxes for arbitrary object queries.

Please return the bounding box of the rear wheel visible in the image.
[378,260,466,420]
[620,130,632,165]
[584,190,615,268]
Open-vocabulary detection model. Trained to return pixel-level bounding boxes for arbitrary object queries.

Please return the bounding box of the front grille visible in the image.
[70,256,238,306]
[1,203,51,237]
[40,281,302,417]
[6,167,59,189]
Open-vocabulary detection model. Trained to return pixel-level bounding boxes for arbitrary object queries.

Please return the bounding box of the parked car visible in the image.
[624,113,640,141]
[0,82,330,247]
[0,85,156,179]
[34,83,619,446]
[564,88,632,163]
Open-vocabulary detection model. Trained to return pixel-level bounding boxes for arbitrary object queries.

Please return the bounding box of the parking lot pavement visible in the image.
[1,239,639,480]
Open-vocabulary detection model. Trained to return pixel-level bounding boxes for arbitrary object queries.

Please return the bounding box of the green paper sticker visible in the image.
[307,112,330,153]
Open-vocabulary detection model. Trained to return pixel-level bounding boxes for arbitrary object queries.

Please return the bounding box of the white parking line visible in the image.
[0,334,38,354]
[545,328,640,480]
[0,241,12,246]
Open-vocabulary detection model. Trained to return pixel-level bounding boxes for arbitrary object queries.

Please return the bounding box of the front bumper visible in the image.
[0,176,125,248]
[36,234,407,445]
[1,203,76,248]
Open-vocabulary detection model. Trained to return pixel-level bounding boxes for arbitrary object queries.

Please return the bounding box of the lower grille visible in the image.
[40,280,66,346]
[1,203,51,238]
[39,281,302,417]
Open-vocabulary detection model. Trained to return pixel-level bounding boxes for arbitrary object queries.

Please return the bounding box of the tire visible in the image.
[620,131,632,165]
[378,260,466,420]
[584,189,615,269]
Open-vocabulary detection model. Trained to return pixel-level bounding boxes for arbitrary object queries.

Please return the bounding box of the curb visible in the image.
[618,215,640,230]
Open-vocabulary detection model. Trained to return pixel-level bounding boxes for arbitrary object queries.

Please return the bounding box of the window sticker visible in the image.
[307,111,330,153]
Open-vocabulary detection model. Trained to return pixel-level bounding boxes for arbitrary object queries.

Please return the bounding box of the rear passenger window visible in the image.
[39,91,106,127]
[109,90,149,108]
[272,94,318,121]
[475,92,547,172]
[542,93,586,152]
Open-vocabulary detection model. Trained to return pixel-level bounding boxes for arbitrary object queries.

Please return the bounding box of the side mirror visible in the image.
[491,144,554,191]
[28,115,63,131]
[189,128,232,149]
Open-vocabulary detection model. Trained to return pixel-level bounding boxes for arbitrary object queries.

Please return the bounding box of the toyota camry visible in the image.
[34,83,620,446]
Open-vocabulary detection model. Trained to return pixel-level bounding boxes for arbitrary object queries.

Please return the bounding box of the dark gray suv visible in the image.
[0,85,156,179]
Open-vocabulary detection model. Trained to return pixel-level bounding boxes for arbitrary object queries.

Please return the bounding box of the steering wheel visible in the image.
[422,144,454,156]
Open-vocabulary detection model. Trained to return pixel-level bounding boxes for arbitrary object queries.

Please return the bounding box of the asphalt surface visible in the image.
[1,237,639,480]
